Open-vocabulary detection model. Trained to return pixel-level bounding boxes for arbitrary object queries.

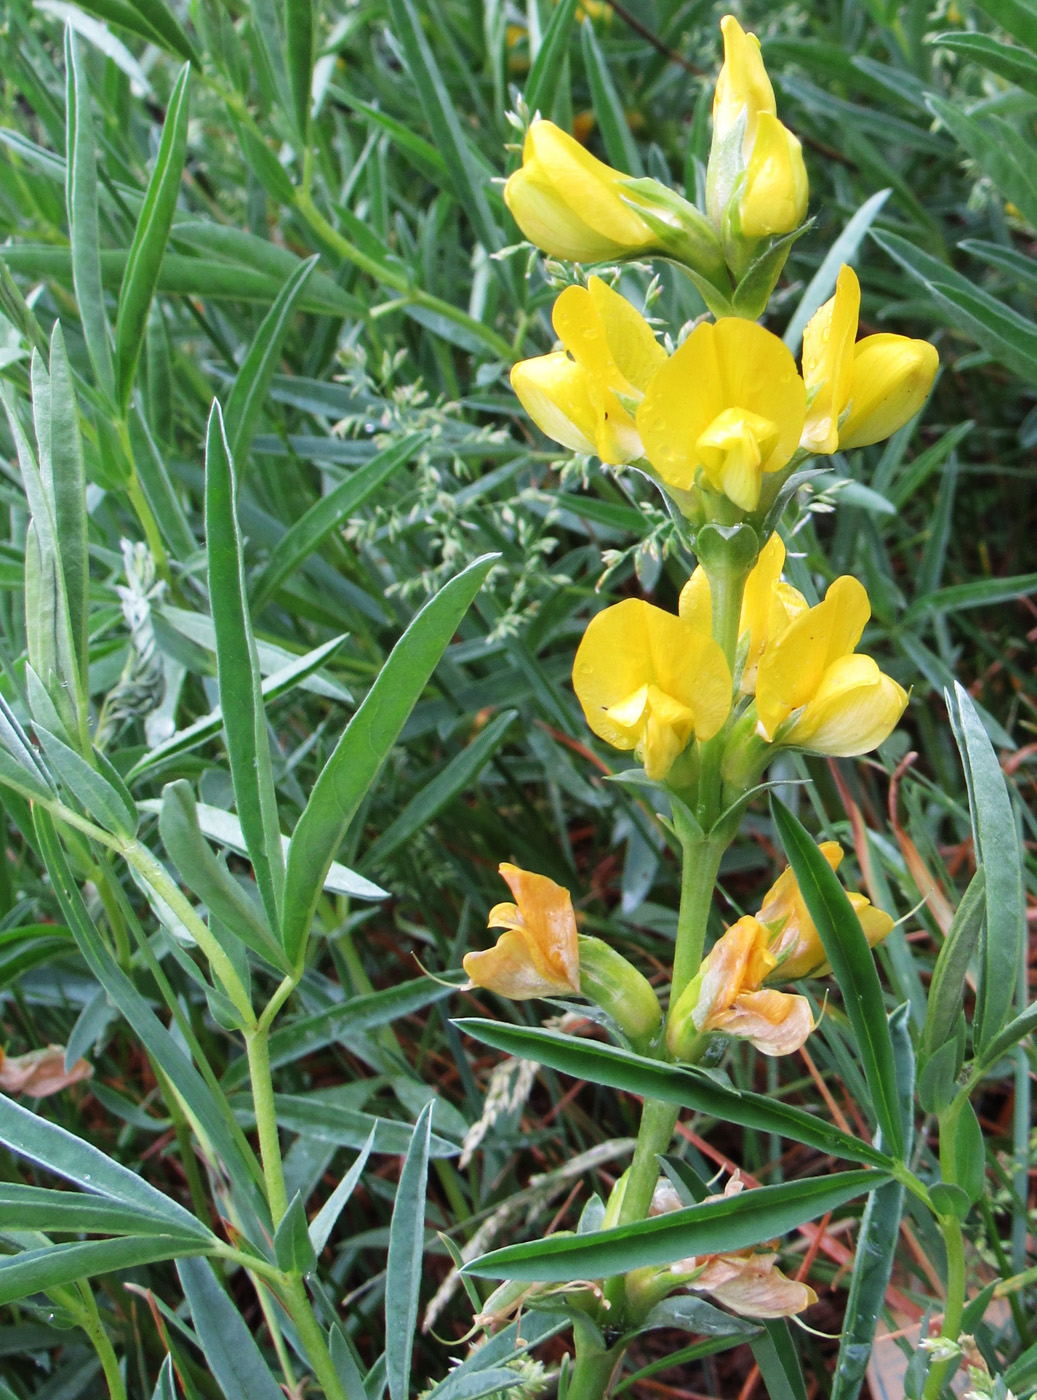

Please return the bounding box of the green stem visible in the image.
[281,1275,354,1400]
[76,1282,127,1400]
[671,833,726,1004]
[294,191,517,363]
[245,1022,288,1225]
[565,1320,622,1400]
[921,1214,966,1400]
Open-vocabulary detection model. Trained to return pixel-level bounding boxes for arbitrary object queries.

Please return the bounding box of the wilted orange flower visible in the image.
[0,1045,93,1098]
[463,864,580,1000]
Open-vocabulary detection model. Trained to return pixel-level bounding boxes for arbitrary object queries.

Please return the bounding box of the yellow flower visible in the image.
[504,120,657,263]
[754,575,907,755]
[678,533,808,693]
[463,864,580,1000]
[758,841,895,980]
[637,319,806,511]
[510,277,666,465]
[739,112,808,239]
[801,264,939,454]
[668,916,814,1057]
[707,16,807,243]
[572,599,732,781]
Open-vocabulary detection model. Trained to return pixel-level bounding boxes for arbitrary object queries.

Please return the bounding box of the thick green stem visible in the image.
[921,1214,966,1400]
[281,1275,354,1400]
[565,1320,622,1400]
[245,1023,288,1225]
[671,834,726,1004]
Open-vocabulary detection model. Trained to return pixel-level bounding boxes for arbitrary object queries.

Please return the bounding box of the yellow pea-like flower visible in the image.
[463,864,581,1000]
[801,264,939,454]
[739,112,808,240]
[758,841,895,980]
[572,599,732,781]
[510,276,666,464]
[679,534,809,694]
[754,575,907,755]
[667,915,814,1058]
[504,120,657,264]
[637,319,806,511]
[712,14,776,153]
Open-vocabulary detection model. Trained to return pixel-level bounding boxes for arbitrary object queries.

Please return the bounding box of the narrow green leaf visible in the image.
[385,0,502,254]
[0,695,54,796]
[114,62,191,409]
[750,1322,808,1400]
[925,95,1037,230]
[178,1257,287,1400]
[281,553,497,964]
[953,1101,985,1205]
[42,327,89,685]
[127,0,201,64]
[249,433,426,613]
[0,744,53,804]
[386,1101,434,1400]
[581,22,643,174]
[64,28,114,398]
[33,724,137,836]
[268,1096,457,1157]
[452,1023,892,1170]
[273,1191,318,1274]
[309,1129,375,1256]
[905,572,1037,624]
[284,0,313,138]
[771,798,905,1160]
[152,1356,177,1400]
[975,1000,1037,1071]
[928,30,1037,98]
[0,1236,210,1308]
[33,811,270,1231]
[924,869,985,1056]
[0,1094,211,1239]
[364,708,517,865]
[946,683,1025,1052]
[128,405,197,559]
[464,1171,886,1283]
[158,781,286,970]
[0,1184,208,1238]
[224,255,318,470]
[971,0,1037,49]
[205,399,285,931]
[784,189,891,354]
[524,0,578,122]
[60,0,180,56]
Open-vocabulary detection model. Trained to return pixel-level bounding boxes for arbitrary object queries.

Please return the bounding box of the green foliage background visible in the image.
[0,0,1034,1396]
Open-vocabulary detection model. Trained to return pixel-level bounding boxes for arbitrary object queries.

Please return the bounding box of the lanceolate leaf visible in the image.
[0,1235,211,1308]
[280,553,497,964]
[946,683,1025,1053]
[463,1171,886,1283]
[771,798,905,1160]
[386,1102,434,1400]
[924,868,985,1056]
[178,1257,287,1400]
[455,1020,892,1169]
[205,400,285,932]
[115,62,191,410]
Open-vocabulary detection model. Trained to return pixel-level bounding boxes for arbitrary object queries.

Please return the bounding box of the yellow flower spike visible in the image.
[839,333,940,449]
[754,576,907,755]
[713,15,776,152]
[510,278,666,465]
[503,120,657,264]
[463,864,580,1000]
[801,264,861,455]
[758,841,895,980]
[738,111,809,240]
[667,915,814,1058]
[572,599,732,782]
[637,319,806,511]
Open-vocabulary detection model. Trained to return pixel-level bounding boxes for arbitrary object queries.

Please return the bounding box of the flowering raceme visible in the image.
[667,915,814,1058]
[754,575,907,756]
[801,264,939,454]
[637,319,806,511]
[758,842,894,980]
[572,599,732,781]
[510,277,666,464]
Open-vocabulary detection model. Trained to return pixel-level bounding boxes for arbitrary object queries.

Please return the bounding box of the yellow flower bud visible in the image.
[754,575,907,756]
[504,120,657,263]
[758,841,895,980]
[464,864,580,1000]
[801,264,938,454]
[577,935,662,1048]
[839,334,940,449]
[713,15,776,152]
[667,916,814,1059]
[509,276,666,465]
[572,599,732,781]
[637,319,806,511]
[738,112,808,239]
